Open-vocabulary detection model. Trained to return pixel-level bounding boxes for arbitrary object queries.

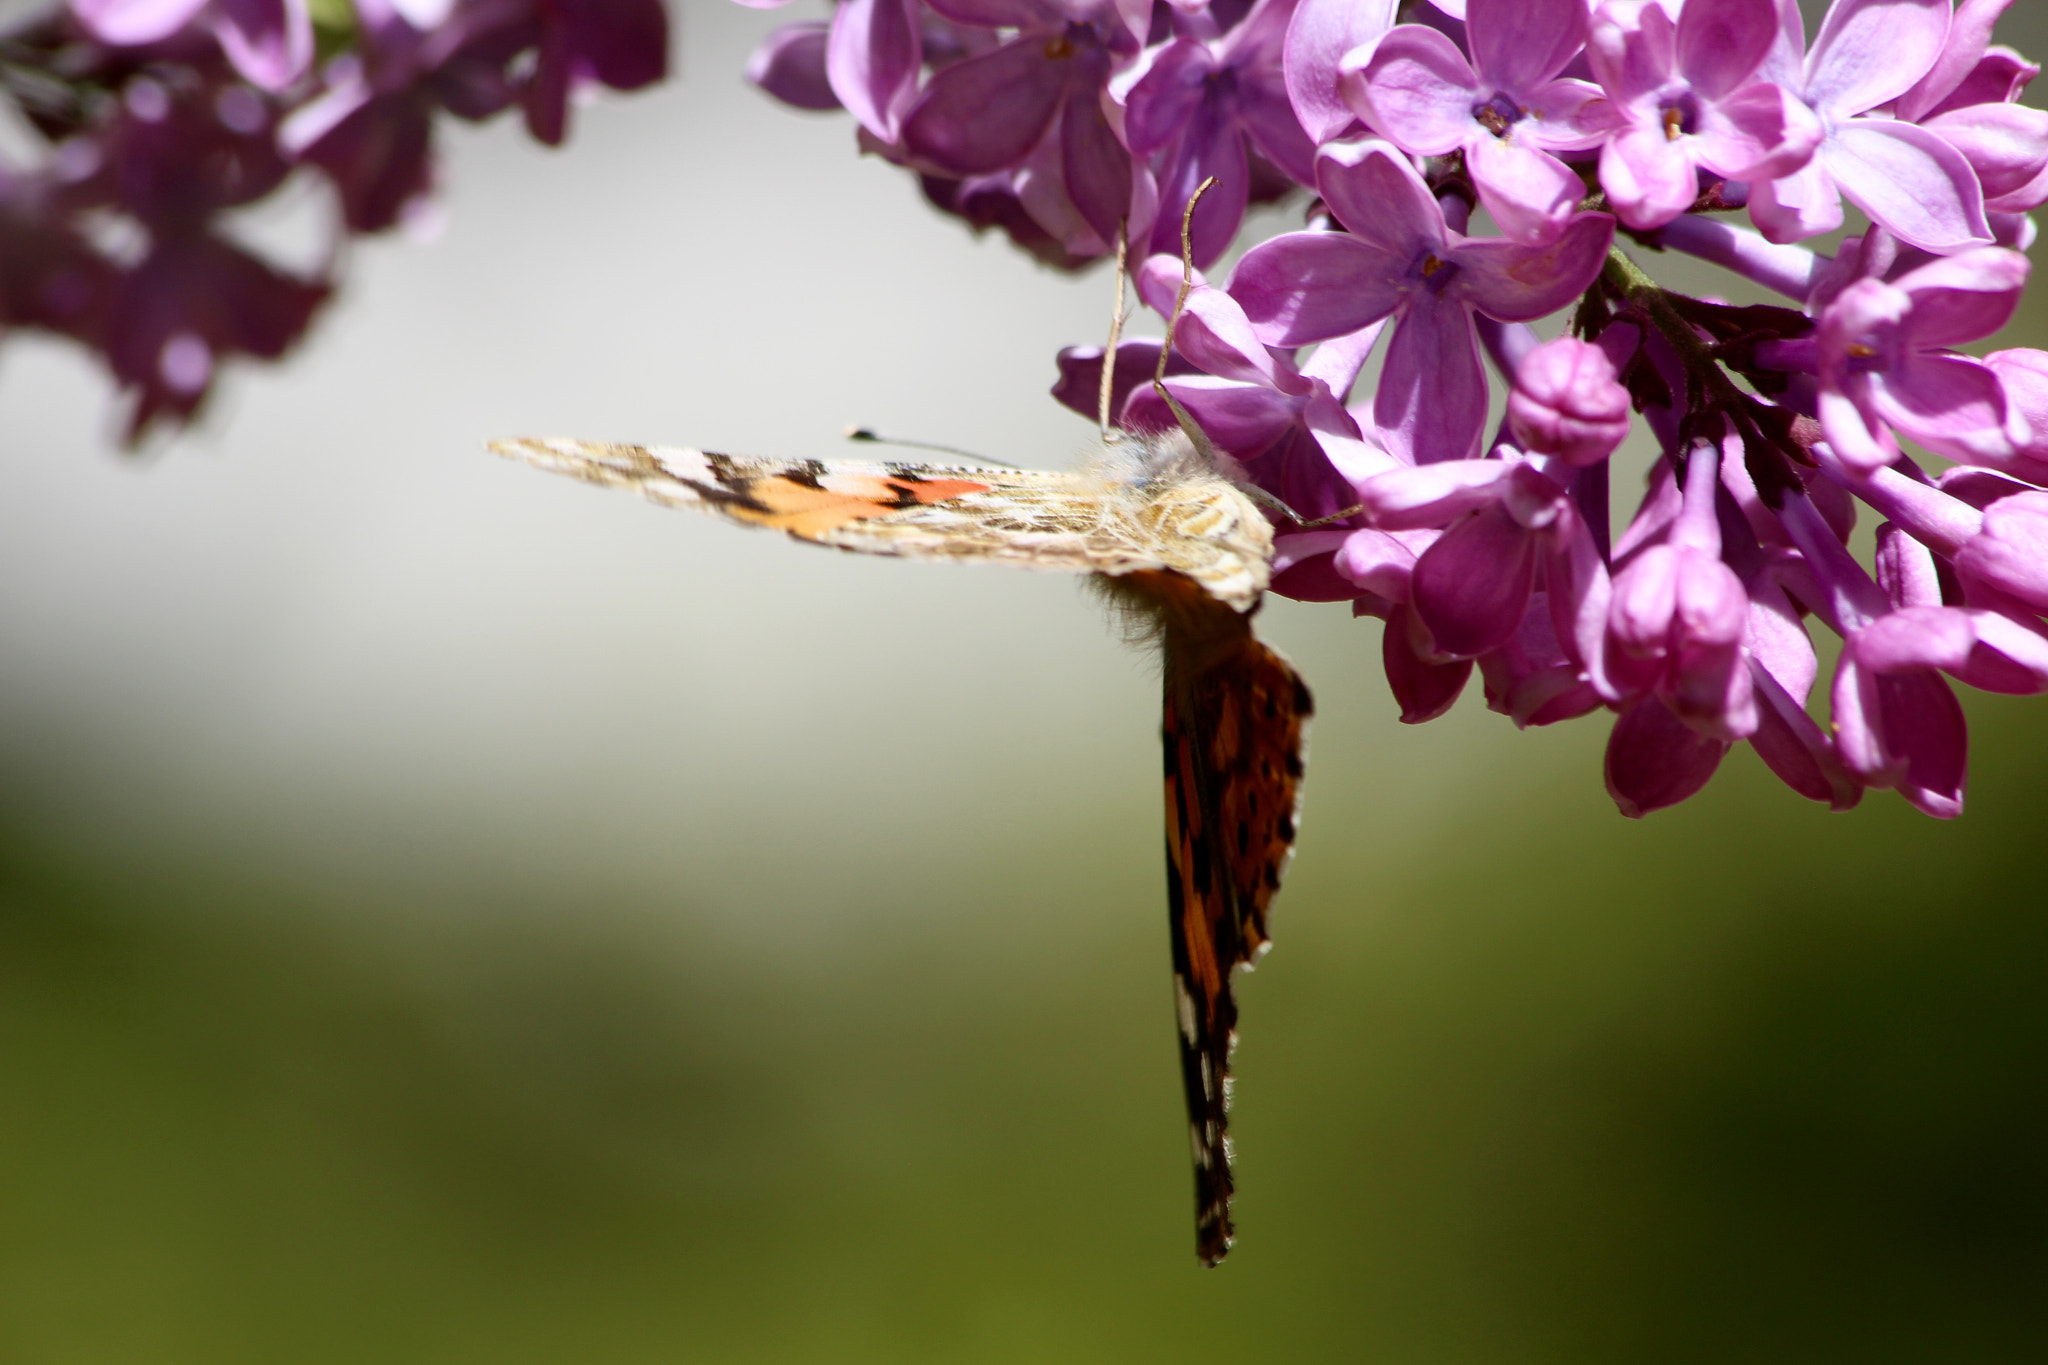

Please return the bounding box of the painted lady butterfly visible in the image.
[489,417,1311,1267]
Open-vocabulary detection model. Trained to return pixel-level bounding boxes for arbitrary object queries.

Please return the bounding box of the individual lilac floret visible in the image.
[1750,0,1991,254]
[898,0,1146,250]
[1231,139,1613,465]
[72,0,313,92]
[1584,0,1819,230]
[1340,450,1613,682]
[1119,0,1317,268]
[1507,335,1630,465]
[1809,246,2029,474]
[1340,0,1609,243]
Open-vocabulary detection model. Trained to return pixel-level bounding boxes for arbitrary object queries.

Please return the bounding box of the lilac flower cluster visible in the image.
[0,0,664,439]
[751,0,2048,818]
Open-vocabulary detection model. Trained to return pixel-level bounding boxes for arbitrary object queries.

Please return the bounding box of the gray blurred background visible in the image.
[1,3,2044,1360]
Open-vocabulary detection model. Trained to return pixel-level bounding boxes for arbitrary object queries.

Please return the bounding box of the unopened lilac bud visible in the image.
[1508,337,1631,465]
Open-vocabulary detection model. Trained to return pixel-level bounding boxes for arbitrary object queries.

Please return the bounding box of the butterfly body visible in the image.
[490,429,1310,1265]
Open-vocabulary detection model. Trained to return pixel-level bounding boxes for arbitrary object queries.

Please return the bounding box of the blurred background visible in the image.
[2,2,2045,1360]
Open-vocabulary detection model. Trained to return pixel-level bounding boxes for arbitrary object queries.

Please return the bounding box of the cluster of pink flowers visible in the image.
[751,0,2048,818]
[0,0,664,439]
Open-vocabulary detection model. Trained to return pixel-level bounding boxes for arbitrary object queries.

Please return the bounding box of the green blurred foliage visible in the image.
[4,679,2045,1362]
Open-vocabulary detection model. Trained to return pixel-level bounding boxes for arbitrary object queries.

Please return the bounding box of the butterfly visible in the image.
[488,423,1312,1266]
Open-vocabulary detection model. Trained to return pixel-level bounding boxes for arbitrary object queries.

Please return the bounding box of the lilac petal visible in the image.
[1951,610,2048,694]
[1411,501,1538,657]
[1465,138,1581,244]
[1610,542,1679,653]
[1874,353,2012,464]
[1284,0,1398,143]
[1817,383,1898,476]
[1675,0,1781,101]
[1605,695,1730,818]
[1600,125,1701,231]
[290,91,434,233]
[1955,491,2048,612]
[1447,211,1616,321]
[1874,521,1948,609]
[1747,573,1819,703]
[1585,3,1674,106]
[1465,0,1587,95]
[923,0,1060,26]
[1154,376,1300,458]
[1895,0,2014,123]
[1988,348,2048,456]
[1121,39,1213,155]
[902,38,1066,175]
[749,23,840,111]
[1855,600,2048,696]
[1749,155,1844,244]
[213,0,313,92]
[828,0,923,141]
[1314,138,1444,257]
[1343,23,1478,157]
[1696,81,1822,181]
[1832,650,1968,815]
[1299,317,1387,395]
[71,0,208,44]
[1384,604,1473,721]
[1355,459,1512,529]
[1238,83,1321,190]
[1929,47,2040,122]
[1923,103,2048,204]
[1803,0,1951,116]
[1135,260,1302,389]
[552,0,667,92]
[1270,531,1362,602]
[1231,231,1407,346]
[1060,80,1134,246]
[1747,661,1862,808]
[1824,119,1991,255]
[1149,102,1250,268]
[1548,506,1617,699]
[1376,289,1487,466]
[1336,527,1423,600]
[1050,339,1197,423]
[1877,669,1969,818]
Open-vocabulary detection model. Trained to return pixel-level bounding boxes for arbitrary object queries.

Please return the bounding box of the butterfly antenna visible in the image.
[844,427,1021,469]
[1099,218,1131,439]
[1152,177,1227,466]
[1146,179,1371,530]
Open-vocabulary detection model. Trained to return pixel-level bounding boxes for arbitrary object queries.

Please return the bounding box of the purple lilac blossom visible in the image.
[0,0,668,439]
[1749,0,1993,253]
[1584,0,1819,230]
[1230,139,1613,466]
[1340,0,1609,243]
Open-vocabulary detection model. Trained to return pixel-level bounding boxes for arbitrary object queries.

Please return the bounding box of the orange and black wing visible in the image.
[1160,594,1313,1266]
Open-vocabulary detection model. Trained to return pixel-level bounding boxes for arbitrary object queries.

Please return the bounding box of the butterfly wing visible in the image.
[490,437,1197,580]
[1156,578,1313,1266]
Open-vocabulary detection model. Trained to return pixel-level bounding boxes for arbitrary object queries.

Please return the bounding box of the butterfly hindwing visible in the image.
[1158,583,1313,1266]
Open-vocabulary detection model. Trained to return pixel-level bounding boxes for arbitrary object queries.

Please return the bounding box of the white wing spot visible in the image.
[1175,973,1198,1045]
